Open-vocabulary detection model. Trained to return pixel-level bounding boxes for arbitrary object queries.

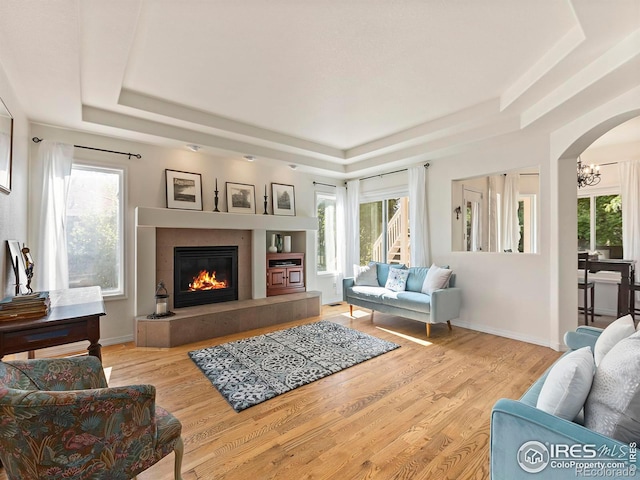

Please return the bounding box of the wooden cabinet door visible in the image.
[287,267,304,288]
[267,268,287,289]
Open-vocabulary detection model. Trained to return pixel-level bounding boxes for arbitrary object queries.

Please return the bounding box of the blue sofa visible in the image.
[491,325,639,479]
[342,262,462,337]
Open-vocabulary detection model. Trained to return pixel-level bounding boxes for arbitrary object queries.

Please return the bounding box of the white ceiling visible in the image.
[0,0,638,177]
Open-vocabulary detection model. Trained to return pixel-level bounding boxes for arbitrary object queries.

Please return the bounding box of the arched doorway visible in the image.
[552,106,640,350]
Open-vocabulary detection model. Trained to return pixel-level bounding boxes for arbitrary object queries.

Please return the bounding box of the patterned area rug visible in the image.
[188,320,400,412]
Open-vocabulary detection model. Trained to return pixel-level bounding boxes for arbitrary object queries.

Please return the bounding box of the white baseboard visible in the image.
[452,320,557,350]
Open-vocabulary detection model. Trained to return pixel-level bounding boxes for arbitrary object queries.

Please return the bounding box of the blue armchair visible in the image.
[0,356,183,480]
[490,326,639,479]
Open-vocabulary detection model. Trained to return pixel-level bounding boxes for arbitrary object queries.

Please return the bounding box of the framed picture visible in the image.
[226,182,256,214]
[166,169,203,210]
[272,183,296,216]
[0,97,14,194]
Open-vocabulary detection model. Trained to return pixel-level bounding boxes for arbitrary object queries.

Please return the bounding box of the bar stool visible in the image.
[619,281,640,320]
[578,252,595,325]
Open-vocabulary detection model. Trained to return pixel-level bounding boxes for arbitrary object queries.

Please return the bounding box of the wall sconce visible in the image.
[454,206,462,220]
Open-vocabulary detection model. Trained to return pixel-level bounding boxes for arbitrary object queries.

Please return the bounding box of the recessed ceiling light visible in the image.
[244,155,256,162]
[186,144,200,152]
[289,164,298,170]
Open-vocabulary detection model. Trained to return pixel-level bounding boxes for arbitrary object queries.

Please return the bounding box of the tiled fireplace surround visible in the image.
[134,207,320,347]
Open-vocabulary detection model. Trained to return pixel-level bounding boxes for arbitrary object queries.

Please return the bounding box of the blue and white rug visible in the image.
[188,320,400,412]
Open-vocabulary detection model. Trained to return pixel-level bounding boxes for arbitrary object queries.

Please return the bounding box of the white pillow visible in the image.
[536,346,595,421]
[421,264,452,294]
[353,263,379,286]
[385,268,409,292]
[585,330,640,443]
[593,314,635,366]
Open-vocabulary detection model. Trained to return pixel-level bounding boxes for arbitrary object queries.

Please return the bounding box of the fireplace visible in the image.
[173,246,238,308]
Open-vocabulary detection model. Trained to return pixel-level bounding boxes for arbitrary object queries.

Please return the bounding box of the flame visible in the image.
[188,270,228,291]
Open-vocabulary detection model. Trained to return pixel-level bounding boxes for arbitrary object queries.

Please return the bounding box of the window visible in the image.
[316,193,337,273]
[360,197,410,265]
[66,164,124,295]
[577,193,622,259]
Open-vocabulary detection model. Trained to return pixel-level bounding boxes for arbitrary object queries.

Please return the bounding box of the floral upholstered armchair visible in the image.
[0,356,183,480]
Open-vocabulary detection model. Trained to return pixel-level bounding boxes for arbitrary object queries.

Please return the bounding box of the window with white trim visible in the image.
[577,191,622,259]
[65,164,125,295]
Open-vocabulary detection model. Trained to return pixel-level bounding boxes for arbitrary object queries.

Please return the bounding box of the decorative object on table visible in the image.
[21,244,34,294]
[268,233,278,253]
[147,281,174,319]
[165,169,203,211]
[0,96,13,195]
[0,291,50,321]
[213,177,220,212]
[263,184,268,215]
[271,183,296,216]
[276,234,283,253]
[188,320,400,412]
[6,240,27,295]
[283,235,292,253]
[226,182,256,214]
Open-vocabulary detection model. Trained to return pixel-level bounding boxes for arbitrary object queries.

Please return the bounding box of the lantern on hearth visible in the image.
[154,281,169,316]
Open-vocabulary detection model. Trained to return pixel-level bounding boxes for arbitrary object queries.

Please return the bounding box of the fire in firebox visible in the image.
[188,270,229,291]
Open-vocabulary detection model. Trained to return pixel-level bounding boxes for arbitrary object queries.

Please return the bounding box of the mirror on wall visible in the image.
[0,97,13,194]
[452,166,539,253]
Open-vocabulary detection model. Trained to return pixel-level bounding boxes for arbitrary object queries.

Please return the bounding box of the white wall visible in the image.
[0,62,28,298]
[28,124,334,346]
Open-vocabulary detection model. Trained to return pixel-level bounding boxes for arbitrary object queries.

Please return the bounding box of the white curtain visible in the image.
[336,185,347,290]
[619,160,640,300]
[502,173,520,252]
[408,165,430,266]
[471,201,481,251]
[35,140,74,291]
[488,175,499,252]
[343,179,360,275]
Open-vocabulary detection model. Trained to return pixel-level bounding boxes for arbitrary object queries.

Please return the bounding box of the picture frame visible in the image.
[0,97,14,195]
[271,183,296,216]
[226,182,256,214]
[166,169,203,211]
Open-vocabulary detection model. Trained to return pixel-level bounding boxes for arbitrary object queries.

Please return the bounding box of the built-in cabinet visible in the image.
[266,253,305,296]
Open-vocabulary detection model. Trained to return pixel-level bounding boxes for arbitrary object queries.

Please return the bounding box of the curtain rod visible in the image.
[313,181,337,188]
[32,137,142,160]
[359,163,430,182]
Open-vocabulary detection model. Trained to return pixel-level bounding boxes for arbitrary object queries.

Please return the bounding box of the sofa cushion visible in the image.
[584,330,640,443]
[385,268,409,292]
[347,286,388,302]
[381,291,431,314]
[536,346,594,421]
[422,264,453,294]
[406,267,429,293]
[353,263,379,286]
[593,314,635,366]
[374,262,405,287]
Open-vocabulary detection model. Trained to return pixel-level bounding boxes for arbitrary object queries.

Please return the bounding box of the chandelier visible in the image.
[577,157,601,188]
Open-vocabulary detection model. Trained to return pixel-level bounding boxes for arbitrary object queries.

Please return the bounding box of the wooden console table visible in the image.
[266,253,305,296]
[0,286,106,362]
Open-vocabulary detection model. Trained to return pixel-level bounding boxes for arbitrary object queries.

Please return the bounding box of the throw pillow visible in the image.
[593,314,635,366]
[421,264,453,295]
[584,330,640,443]
[536,346,595,421]
[353,263,379,286]
[385,267,409,292]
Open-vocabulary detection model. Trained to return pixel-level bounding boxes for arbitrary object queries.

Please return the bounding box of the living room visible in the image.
[0,1,639,479]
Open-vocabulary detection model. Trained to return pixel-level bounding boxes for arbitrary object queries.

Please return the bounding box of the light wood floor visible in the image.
[0,304,561,480]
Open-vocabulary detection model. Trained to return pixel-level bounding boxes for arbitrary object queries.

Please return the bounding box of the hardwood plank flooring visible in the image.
[0,304,561,480]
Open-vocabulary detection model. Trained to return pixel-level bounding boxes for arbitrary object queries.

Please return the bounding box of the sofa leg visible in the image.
[447,320,452,331]
[370,310,374,321]
[349,304,353,317]
[174,436,184,480]
[426,323,431,338]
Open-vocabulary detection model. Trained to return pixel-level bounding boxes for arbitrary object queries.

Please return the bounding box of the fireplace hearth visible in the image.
[174,246,238,308]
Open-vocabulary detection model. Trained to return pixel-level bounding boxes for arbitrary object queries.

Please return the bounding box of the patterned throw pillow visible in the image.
[584,330,640,443]
[354,263,379,286]
[385,267,409,292]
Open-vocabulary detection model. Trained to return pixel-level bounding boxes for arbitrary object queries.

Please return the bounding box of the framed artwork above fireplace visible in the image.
[165,169,203,211]
[226,182,256,214]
